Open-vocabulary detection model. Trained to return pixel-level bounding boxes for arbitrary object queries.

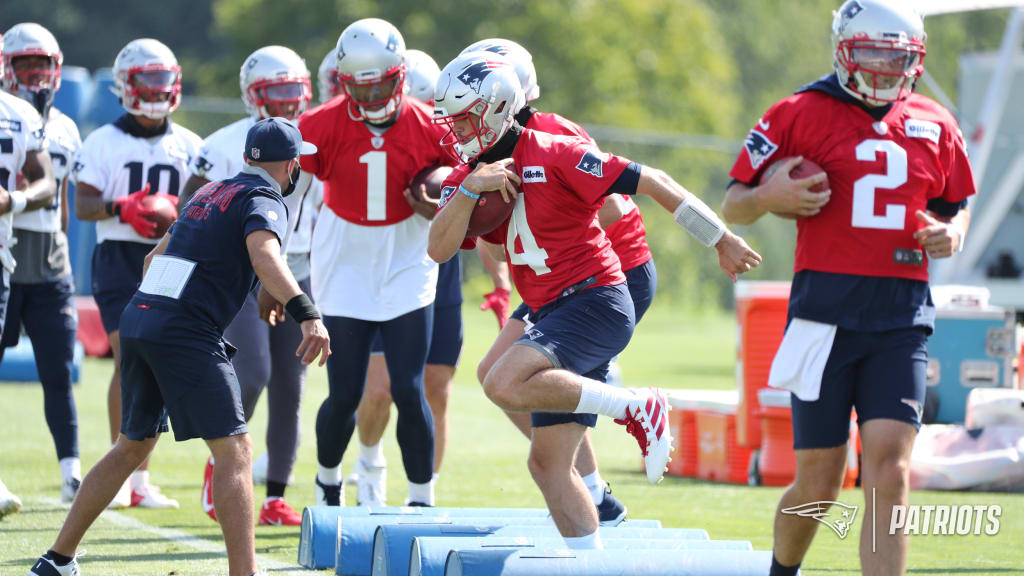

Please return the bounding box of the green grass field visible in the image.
[1,301,1022,575]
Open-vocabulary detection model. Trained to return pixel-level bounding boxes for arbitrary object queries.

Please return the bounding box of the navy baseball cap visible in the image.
[244,117,317,162]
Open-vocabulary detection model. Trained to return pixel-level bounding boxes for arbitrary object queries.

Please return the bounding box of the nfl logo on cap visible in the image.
[251,147,260,159]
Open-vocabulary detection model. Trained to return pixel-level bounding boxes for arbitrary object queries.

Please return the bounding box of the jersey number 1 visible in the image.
[359,151,387,221]
[506,199,551,275]
[852,139,907,230]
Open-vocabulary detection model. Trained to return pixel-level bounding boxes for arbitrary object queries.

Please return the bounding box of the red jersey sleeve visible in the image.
[438,165,480,250]
[297,105,337,180]
[941,122,977,205]
[550,138,631,206]
[728,97,800,185]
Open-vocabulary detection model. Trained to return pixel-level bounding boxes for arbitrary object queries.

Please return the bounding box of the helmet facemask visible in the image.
[7,53,61,117]
[836,35,925,105]
[122,65,181,119]
[341,66,405,124]
[247,77,311,120]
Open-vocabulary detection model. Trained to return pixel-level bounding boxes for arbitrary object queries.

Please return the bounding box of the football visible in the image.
[140,194,178,237]
[466,189,517,238]
[760,157,829,193]
[411,165,454,200]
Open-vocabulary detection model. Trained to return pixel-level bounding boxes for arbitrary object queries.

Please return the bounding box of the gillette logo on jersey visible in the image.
[521,166,546,183]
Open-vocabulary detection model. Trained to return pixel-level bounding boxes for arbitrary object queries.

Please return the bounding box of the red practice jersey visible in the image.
[526,110,652,272]
[442,129,630,310]
[299,96,453,226]
[729,88,975,282]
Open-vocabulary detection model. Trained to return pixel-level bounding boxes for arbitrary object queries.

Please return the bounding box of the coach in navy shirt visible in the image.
[31,118,330,576]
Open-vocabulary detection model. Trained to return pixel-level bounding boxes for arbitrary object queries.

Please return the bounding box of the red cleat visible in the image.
[258,498,302,526]
[201,456,217,521]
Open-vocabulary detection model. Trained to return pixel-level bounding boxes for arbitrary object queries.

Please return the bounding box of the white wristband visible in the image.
[9,190,27,214]
[673,196,726,248]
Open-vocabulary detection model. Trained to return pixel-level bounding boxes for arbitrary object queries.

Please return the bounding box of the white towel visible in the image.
[768,318,838,402]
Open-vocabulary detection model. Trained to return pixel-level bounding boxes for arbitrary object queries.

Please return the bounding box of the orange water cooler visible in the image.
[734,282,791,449]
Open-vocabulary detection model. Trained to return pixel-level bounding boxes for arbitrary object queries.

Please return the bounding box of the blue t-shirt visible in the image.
[124,168,288,335]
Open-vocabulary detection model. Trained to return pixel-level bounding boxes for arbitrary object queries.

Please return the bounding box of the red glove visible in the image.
[480,287,511,329]
[114,183,158,238]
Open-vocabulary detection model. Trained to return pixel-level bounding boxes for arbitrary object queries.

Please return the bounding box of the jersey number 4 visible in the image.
[852,139,907,230]
[505,199,551,275]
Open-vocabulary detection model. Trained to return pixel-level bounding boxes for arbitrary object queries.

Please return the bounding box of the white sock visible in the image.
[581,471,606,505]
[130,470,149,491]
[564,530,603,550]
[573,376,635,419]
[318,464,341,486]
[359,442,385,466]
[432,473,439,483]
[408,479,434,506]
[59,457,82,482]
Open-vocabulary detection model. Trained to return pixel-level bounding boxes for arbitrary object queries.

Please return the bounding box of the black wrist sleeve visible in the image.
[285,293,320,322]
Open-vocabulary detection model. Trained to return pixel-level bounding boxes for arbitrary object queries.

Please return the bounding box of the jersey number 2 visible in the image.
[852,139,907,230]
[359,151,387,221]
[505,199,550,275]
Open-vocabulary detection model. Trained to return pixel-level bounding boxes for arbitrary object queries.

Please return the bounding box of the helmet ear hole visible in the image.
[495,100,507,115]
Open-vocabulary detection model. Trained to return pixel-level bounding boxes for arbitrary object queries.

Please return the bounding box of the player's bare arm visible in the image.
[477,242,510,286]
[246,229,331,366]
[73,181,112,221]
[914,204,971,260]
[0,149,56,215]
[179,174,210,215]
[637,166,762,281]
[722,156,830,225]
[142,231,172,276]
[428,159,520,263]
[60,177,70,233]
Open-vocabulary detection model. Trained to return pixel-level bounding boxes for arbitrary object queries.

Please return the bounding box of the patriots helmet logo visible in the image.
[477,43,510,56]
[575,150,604,178]
[385,31,400,53]
[842,0,864,22]
[744,129,778,170]
[781,501,859,539]
[458,59,505,94]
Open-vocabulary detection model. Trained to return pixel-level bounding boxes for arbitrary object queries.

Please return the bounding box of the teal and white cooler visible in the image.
[926,286,1018,424]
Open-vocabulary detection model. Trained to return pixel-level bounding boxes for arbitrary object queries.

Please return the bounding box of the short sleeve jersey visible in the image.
[73,115,202,244]
[0,91,45,247]
[299,96,454,226]
[189,117,253,183]
[440,129,630,310]
[130,170,289,332]
[729,76,976,282]
[13,107,80,233]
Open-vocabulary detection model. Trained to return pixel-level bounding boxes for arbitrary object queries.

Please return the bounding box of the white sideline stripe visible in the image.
[40,498,312,574]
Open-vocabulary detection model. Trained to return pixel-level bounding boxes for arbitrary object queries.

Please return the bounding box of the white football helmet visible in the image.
[831,0,926,106]
[433,51,524,163]
[403,49,440,103]
[1,23,63,118]
[111,38,182,119]
[461,38,538,102]
[240,46,311,120]
[317,49,342,104]
[335,18,406,124]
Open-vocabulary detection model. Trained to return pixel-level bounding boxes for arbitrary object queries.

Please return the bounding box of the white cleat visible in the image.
[61,477,81,504]
[356,458,387,507]
[345,456,369,486]
[131,483,180,509]
[617,387,673,484]
[107,479,131,509]
[0,479,22,519]
[314,476,343,507]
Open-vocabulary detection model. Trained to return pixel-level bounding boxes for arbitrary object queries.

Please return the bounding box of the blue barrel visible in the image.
[370,525,505,576]
[86,68,123,132]
[53,66,92,127]
[409,536,753,576]
[490,523,676,539]
[444,548,775,576]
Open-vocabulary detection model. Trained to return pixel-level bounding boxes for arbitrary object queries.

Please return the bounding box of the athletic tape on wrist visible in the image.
[9,191,27,214]
[285,293,320,322]
[672,197,726,248]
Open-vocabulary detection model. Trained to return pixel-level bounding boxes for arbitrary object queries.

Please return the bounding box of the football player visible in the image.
[346,47,474,506]
[720,2,974,574]
[297,19,454,507]
[430,51,759,546]
[181,45,316,526]
[317,49,342,104]
[1,22,82,503]
[72,38,201,509]
[467,38,656,526]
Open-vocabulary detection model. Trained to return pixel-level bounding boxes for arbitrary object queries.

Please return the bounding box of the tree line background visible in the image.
[0,0,1012,307]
